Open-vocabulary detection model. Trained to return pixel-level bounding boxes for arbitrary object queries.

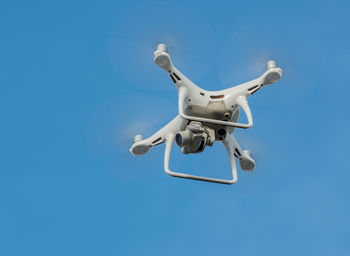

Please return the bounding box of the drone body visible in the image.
[130,44,283,184]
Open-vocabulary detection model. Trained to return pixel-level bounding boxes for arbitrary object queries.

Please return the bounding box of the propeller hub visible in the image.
[133,134,143,143]
[266,60,277,70]
[156,44,168,53]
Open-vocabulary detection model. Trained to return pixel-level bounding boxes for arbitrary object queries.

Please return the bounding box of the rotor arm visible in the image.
[154,44,201,91]
[227,61,283,98]
[130,115,185,156]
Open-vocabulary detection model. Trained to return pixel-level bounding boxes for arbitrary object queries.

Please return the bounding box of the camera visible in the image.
[175,121,215,154]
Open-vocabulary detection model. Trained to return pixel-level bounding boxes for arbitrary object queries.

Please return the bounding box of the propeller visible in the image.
[216,23,294,164]
[218,24,289,88]
[107,2,217,92]
[86,93,177,157]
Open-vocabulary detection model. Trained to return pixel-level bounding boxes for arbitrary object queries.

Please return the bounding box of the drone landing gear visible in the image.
[164,133,238,185]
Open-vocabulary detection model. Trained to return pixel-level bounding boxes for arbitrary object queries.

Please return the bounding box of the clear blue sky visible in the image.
[1,0,350,255]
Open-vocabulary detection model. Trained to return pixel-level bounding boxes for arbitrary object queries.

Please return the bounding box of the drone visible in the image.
[130,44,283,184]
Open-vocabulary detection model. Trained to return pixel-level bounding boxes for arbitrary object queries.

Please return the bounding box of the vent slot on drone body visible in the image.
[248,85,259,91]
[210,95,225,99]
[250,88,260,95]
[234,148,241,157]
[169,74,176,83]
[152,137,162,145]
[172,72,181,81]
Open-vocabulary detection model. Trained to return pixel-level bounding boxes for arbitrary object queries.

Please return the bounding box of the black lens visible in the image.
[217,129,226,136]
[175,133,182,146]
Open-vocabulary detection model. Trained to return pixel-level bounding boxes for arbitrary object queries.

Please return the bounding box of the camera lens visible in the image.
[175,133,183,146]
[217,129,226,136]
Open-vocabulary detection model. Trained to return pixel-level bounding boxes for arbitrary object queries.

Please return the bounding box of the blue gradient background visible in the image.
[1,0,349,255]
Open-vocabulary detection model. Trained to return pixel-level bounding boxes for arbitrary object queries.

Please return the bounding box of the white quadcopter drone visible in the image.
[130,44,283,184]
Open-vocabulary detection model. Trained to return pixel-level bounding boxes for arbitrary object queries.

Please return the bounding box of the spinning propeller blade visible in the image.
[107,2,216,91]
[218,25,288,88]
[86,93,176,157]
